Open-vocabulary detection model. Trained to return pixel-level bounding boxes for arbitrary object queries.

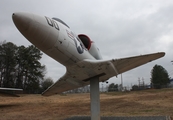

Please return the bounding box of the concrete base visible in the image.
[66,116,171,120]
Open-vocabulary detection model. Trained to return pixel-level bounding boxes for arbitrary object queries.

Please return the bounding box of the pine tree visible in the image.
[151,64,170,89]
[108,83,118,92]
[0,41,46,93]
[0,42,17,87]
[41,77,54,92]
[18,45,46,93]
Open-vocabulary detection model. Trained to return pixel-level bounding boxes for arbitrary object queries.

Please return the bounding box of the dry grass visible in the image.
[0,88,173,120]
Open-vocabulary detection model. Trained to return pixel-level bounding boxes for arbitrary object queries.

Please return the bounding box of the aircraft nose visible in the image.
[12,12,33,33]
[12,12,58,52]
[12,12,39,44]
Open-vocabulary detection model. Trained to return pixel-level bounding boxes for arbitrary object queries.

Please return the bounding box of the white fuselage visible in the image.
[12,12,97,67]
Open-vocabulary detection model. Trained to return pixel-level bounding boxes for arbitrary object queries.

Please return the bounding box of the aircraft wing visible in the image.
[0,87,23,97]
[110,52,165,74]
[0,87,23,91]
[42,52,165,96]
[42,72,88,96]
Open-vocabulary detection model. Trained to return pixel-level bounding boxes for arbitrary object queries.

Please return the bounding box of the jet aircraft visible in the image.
[12,12,165,120]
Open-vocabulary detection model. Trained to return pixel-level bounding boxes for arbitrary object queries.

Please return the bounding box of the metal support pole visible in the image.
[90,78,100,120]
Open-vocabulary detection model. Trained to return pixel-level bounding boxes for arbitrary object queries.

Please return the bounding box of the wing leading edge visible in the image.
[0,87,23,97]
[42,52,165,96]
[0,88,23,91]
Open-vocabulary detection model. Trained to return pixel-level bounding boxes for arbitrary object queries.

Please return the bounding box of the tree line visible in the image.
[0,41,53,93]
[108,64,170,91]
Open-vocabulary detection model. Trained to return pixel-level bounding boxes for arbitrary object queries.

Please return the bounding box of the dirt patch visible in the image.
[0,89,173,120]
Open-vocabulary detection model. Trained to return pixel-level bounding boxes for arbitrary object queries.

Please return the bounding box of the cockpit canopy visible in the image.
[52,18,70,28]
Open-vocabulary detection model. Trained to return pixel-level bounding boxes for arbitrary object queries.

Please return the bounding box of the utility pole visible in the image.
[121,74,123,91]
[138,77,141,89]
[142,77,145,89]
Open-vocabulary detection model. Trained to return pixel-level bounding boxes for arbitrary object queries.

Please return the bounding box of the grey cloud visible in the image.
[0,0,172,86]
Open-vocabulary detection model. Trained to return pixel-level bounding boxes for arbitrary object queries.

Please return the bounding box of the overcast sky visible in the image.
[0,0,173,88]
